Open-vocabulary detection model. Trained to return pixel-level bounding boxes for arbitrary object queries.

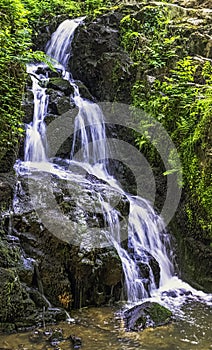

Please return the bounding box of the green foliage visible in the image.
[0,0,58,169]
[120,6,180,70]
[140,59,211,238]
[22,0,81,26]
[21,0,113,27]
[120,5,212,240]
[0,0,31,169]
[81,0,111,16]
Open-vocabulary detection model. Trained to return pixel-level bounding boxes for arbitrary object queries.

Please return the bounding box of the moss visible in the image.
[0,240,21,269]
[124,301,172,331]
[0,268,35,323]
[119,3,212,241]
[147,302,172,325]
[116,2,212,290]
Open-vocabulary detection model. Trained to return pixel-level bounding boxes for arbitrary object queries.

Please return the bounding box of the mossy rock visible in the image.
[124,301,172,331]
[0,239,21,268]
[0,268,36,323]
[47,77,74,95]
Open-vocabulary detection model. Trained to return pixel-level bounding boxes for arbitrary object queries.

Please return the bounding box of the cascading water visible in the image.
[46,18,108,171]
[24,65,48,162]
[18,17,211,310]
[45,18,175,302]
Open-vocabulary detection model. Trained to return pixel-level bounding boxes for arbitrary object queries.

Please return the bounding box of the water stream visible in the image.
[1,304,212,349]
[12,16,212,346]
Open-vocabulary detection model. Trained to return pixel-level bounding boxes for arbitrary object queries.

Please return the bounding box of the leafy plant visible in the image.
[120,5,212,239]
[0,0,31,169]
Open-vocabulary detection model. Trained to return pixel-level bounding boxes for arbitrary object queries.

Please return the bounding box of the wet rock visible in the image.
[0,179,13,204]
[47,77,74,96]
[28,289,50,308]
[69,335,82,349]
[124,301,172,331]
[69,13,133,103]
[35,66,62,79]
[17,256,35,285]
[47,89,71,115]
[75,81,95,101]
[12,170,129,309]
[44,113,60,125]
[29,329,45,344]
[45,108,78,159]
[102,252,122,286]
[162,290,178,298]
[22,89,34,124]
[128,250,160,291]
[28,327,65,346]
[162,288,193,298]
[0,268,36,325]
[48,328,64,346]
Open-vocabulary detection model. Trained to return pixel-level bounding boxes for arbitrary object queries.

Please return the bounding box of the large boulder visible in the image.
[12,168,129,310]
[69,12,134,103]
[123,301,172,331]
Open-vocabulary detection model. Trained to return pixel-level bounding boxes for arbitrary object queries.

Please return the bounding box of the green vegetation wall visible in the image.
[119,3,212,285]
[0,0,30,171]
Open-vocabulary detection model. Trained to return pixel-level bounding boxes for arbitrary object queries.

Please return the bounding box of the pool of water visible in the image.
[0,302,211,350]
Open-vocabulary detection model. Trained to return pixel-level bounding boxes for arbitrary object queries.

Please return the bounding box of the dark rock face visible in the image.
[0,179,13,205]
[170,202,212,292]
[11,170,128,312]
[47,77,74,96]
[0,146,19,173]
[0,168,129,330]
[0,268,36,325]
[69,13,134,103]
[123,301,172,331]
[129,250,160,292]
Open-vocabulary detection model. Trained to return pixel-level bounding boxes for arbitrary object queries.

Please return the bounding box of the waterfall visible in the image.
[24,65,48,162]
[46,18,108,171]
[48,18,174,302]
[46,18,84,70]
[19,18,211,307]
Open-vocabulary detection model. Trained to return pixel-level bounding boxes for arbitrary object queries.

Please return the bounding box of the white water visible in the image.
[19,18,211,309]
[46,18,108,170]
[24,65,48,162]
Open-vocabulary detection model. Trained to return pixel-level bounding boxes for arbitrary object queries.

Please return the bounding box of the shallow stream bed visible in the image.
[0,302,211,350]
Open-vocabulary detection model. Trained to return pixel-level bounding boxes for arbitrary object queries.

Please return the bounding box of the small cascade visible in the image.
[128,197,174,288]
[46,18,108,171]
[34,263,52,308]
[71,98,108,170]
[7,209,13,236]
[16,16,211,313]
[46,18,84,72]
[24,65,48,162]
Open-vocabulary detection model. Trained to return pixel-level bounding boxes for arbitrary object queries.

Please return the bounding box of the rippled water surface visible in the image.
[0,303,211,350]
